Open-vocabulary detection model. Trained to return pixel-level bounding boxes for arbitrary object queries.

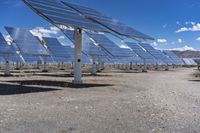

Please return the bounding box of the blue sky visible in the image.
[0,0,200,51]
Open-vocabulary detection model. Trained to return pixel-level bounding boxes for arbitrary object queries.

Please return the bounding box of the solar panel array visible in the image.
[54,45,91,64]
[64,29,107,58]
[63,30,74,43]
[163,50,183,65]
[10,53,23,63]
[23,0,108,32]
[61,1,153,40]
[43,37,71,62]
[65,29,103,55]
[83,42,107,57]
[182,58,197,65]
[21,54,42,64]
[139,43,173,65]
[126,42,157,64]
[18,0,185,68]
[87,32,135,58]
[5,27,49,56]
[0,56,5,64]
[0,33,15,54]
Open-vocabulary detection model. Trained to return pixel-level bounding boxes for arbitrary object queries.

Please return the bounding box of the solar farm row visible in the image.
[0,0,195,84]
[0,27,185,66]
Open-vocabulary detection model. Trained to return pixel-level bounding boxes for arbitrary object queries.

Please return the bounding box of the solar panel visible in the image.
[139,43,173,65]
[22,0,108,32]
[21,54,42,64]
[182,58,197,65]
[83,42,107,57]
[189,59,197,65]
[163,50,183,65]
[10,53,23,63]
[63,30,74,43]
[43,37,72,62]
[5,27,49,56]
[64,30,108,59]
[0,33,15,54]
[62,1,153,40]
[0,56,5,64]
[126,42,158,64]
[87,32,135,58]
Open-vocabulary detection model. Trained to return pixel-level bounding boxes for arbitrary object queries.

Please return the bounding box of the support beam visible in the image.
[134,63,138,71]
[73,28,83,84]
[101,62,105,70]
[130,62,133,70]
[16,60,20,70]
[71,61,74,69]
[91,57,97,75]
[172,64,175,69]
[97,58,101,72]
[60,61,64,70]
[165,63,169,71]
[37,60,40,69]
[42,55,48,72]
[155,63,159,70]
[142,59,147,72]
[58,62,60,68]
[4,53,11,76]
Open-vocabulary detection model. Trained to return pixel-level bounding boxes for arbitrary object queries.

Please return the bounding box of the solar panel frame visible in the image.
[183,58,197,65]
[5,27,49,56]
[43,37,73,62]
[126,42,158,64]
[0,33,15,54]
[87,32,137,59]
[63,29,108,58]
[61,1,154,40]
[163,50,183,65]
[21,54,43,64]
[139,43,173,65]
[22,0,109,32]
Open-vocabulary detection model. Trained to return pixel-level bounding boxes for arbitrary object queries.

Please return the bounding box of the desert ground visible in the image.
[0,67,200,133]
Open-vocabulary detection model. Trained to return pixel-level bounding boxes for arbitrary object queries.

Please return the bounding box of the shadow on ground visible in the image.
[189,80,200,82]
[6,80,114,89]
[33,73,113,78]
[0,83,61,95]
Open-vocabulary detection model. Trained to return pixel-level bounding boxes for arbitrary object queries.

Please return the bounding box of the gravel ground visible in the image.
[0,68,200,133]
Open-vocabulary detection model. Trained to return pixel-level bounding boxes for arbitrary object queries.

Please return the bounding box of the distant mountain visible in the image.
[173,50,200,58]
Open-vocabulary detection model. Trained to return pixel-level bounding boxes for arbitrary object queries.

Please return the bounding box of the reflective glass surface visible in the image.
[5,27,49,56]
[139,43,173,65]
[62,1,153,40]
[23,0,108,32]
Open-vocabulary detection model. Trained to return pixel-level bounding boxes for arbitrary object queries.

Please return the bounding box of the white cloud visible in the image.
[120,44,130,49]
[185,21,195,25]
[30,26,60,38]
[4,35,13,45]
[151,38,167,46]
[157,39,167,43]
[57,35,65,40]
[178,38,183,43]
[30,26,65,41]
[151,42,158,46]
[176,27,189,33]
[30,26,72,46]
[170,45,197,51]
[176,23,200,33]
[196,37,200,41]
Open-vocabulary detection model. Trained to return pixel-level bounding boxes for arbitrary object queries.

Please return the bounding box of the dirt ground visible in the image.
[0,67,200,133]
